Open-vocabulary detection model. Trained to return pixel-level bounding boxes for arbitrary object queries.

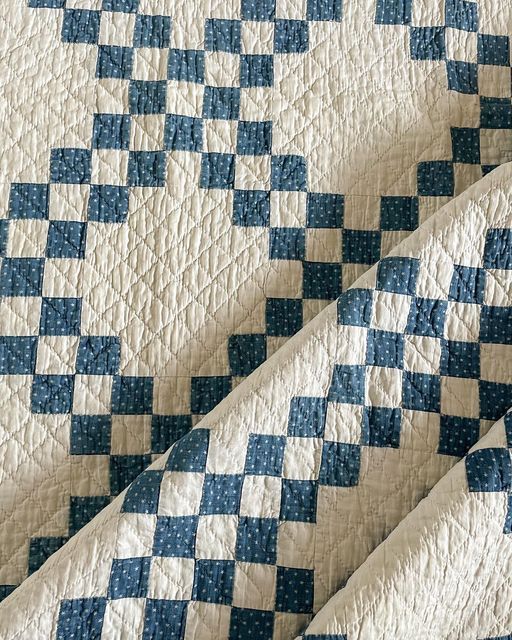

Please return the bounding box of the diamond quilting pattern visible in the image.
[0,0,511,624]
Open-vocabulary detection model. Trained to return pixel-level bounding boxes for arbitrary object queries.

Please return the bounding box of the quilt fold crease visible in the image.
[1,162,511,638]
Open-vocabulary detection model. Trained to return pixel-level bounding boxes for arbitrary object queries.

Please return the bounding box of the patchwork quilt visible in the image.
[0,0,511,638]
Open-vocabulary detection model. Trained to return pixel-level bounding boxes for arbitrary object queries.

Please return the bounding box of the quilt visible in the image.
[0,0,511,638]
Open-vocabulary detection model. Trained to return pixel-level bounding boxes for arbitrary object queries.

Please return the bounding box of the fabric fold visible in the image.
[299,409,512,639]
[1,162,511,638]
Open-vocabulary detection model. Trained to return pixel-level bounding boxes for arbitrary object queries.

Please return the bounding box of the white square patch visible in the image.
[366,366,403,407]
[147,556,195,600]
[282,436,322,480]
[158,470,205,516]
[239,474,282,518]
[195,515,238,560]
[441,376,479,418]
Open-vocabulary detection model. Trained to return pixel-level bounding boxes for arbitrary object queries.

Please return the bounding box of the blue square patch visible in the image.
[307,193,343,228]
[29,536,67,575]
[46,221,87,259]
[241,0,275,20]
[191,376,231,414]
[466,448,512,492]
[233,190,270,227]
[478,34,510,66]
[288,396,327,438]
[303,262,342,300]
[480,306,512,345]
[166,428,210,472]
[57,598,107,640]
[151,414,192,454]
[410,26,445,60]
[440,340,480,378]
[480,381,512,421]
[402,371,440,413]
[0,336,38,374]
[480,97,512,129]
[380,196,418,231]
[133,14,171,48]
[328,365,366,405]
[451,127,480,164]
[9,183,49,219]
[168,49,205,84]
[0,220,8,258]
[376,256,419,295]
[31,374,74,414]
[449,265,485,304]
[280,479,318,522]
[111,375,154,414]
[406,298,448,338]
[88,185,129,223]
[128,151,166,187]
[319,442,361,486]
[237,121,272,156]
[110,454,152,495]
[70,415,112,455]
[62,9,100,44]
[200,474,244,515]
[307,0,343,20]
[446,60,478,95]
[102,0,138,10]
[438,415,480,457]
[269,227,305,260]
[200,153,236,189]
[192,560,235,605]
[76,336,120,375]
[236,517,278,564]
[337,288,373,327]
[417,161,454,196]
[274,20,309,53]
[271,155,307,191]
[165,114,203,152]
[40,297,82,336]
[129,80,167,114]
[69,496,110,536]
[229,608,274,640]
[50,148,92,184]
[240,54,274,88]
[143,600,187,640]
[228,333,266,377]
[96,45,133,79]
[0,257,45,297]
[484,228,512,269]
[266,297,302,337]
[343,229,381,265]
[366,329,404,368]
[245,434,286,476]
[29,0,65,7]
[362,406,401,448]
[122,469,164,514]
[375,0,412,24]
[153,515,199,557]
[205,19,241,53]
[445,0,478,32]
[275,567,314,613]
[108,557,151,599]
[93,114,131,150]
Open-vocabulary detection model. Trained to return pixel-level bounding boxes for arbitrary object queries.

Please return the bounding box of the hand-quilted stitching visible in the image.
[0,1,511,639]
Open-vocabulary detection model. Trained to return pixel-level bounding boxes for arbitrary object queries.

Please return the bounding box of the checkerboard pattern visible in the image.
[49,220,512,638]
[3,0,347,595]
[380,0,512,197]
[2,0,510,604]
